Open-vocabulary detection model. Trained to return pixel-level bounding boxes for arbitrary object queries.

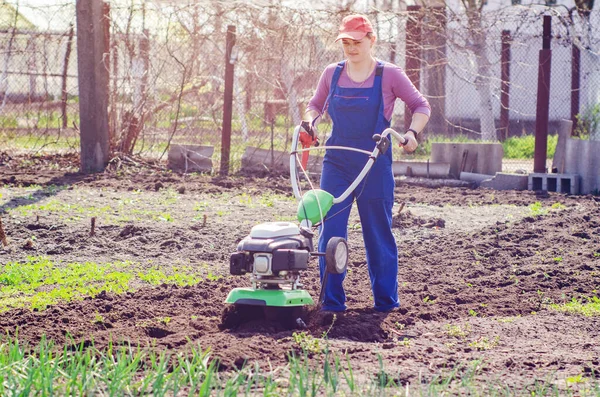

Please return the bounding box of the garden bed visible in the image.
[0,153,599,393]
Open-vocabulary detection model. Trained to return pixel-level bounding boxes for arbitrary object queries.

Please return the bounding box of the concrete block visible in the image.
[241,147,322,174]
[564,138,600,194]
[551,119,572,173]
[460,172,493,187]
[392,160,450,178]
[167,144,213,173]
[480,172,529,191]
[528,173,580,194]
[431,143,503,178]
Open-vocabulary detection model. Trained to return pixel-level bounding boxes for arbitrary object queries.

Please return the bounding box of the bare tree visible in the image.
[460,0,496,141]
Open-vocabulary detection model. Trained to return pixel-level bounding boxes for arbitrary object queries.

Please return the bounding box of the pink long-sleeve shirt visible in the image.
[306,60,431,122]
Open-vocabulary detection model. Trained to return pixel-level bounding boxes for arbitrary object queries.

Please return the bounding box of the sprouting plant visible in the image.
[529,201,547,216]
[238,193,252,205]
[158,213,173,222]
[158,317,171,325]
[397,338,411,347]
[468,309,478,317]
[423,296,436,304]
[446,323,471,338]
[194,201,208,211]
[566,373,587,385]
[468,336,500,351]
[206,272,222,282]
[553,256,563,263]
[322,314,337,339]
[292,331,321,354]
[551,202,566,210]
[259,194,275,207]
[93,312,104,324]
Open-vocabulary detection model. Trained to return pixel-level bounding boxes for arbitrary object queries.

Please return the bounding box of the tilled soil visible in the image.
[1,153,600,389]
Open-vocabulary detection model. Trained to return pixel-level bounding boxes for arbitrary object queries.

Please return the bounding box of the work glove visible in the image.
[300,121,319,147]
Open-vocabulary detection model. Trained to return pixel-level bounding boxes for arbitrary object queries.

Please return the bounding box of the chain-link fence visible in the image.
[1,1,599,174]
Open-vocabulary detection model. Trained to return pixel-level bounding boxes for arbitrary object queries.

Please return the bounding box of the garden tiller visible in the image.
[225,126,407,308]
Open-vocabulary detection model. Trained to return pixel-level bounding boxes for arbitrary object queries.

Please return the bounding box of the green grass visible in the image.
[0,257,208,312]
[0,337,598,396]
[549,296,600,317]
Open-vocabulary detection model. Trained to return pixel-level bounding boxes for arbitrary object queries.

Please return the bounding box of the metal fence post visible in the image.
[534,16,552,174]
[220,25,236,176]
[75,0,110,173]
[405,5,422,131]
[571,39,580,134]
[500,30,511,141]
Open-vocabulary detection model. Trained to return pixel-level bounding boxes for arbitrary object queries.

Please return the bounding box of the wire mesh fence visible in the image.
[1,1,599,174]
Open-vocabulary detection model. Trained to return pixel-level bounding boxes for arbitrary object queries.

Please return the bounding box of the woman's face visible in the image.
[341,35,375,63]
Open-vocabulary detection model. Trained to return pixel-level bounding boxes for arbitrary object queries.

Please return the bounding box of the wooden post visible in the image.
[424,6,447,135]
[61,25,74,128]
[76,0,110,173]
[220,25,236,176]
[500,30,511,141]
[534,16,552,174]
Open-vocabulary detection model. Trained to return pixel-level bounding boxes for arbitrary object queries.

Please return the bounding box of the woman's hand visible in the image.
[401,130,418,153]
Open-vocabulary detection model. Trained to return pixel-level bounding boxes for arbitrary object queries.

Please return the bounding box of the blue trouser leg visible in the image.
[318,162,353,312]
[356,195,400,312]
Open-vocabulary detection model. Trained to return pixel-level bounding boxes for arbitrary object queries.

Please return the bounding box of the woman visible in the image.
[301,14,430,313]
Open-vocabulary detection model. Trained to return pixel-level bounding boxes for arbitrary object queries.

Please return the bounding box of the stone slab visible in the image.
[167,144,213,173]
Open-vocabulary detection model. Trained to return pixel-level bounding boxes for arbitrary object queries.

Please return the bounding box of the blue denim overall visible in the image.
[318,61,399,312]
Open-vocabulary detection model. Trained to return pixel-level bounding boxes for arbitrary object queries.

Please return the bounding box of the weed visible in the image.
[292,331,322,354]
[468,336,500,351]
[566,373,587,385]
[0,258,206,312]
[157,213,174,222]
[92,312,105,324]
[446,323,471,338]
[549,296,600,317]
[423,296,436,304]
[529,201,547,216]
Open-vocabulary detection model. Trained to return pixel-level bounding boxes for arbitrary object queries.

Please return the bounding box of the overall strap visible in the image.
[374,61,389,130]
[321,61,346,115]
[331,61,346,89]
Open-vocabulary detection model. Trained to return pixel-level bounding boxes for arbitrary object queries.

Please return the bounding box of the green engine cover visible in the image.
[225,288,314,307]
[297,189,334,225]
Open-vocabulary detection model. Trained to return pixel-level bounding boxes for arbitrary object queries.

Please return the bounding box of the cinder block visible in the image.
[528,173,579,194]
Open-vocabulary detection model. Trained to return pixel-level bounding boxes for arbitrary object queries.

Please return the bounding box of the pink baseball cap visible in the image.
[335,14,374,42]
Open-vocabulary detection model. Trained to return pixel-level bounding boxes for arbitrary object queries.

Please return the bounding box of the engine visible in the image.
[229,222,314,282]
